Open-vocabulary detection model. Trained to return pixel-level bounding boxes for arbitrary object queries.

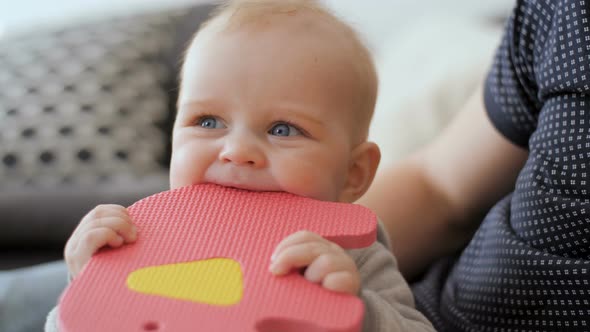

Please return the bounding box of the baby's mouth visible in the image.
[212,181,260,192]
[204,168,281,192]
[206,179,279,193]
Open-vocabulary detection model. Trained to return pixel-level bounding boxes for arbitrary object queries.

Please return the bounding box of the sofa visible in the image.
[0,4,216,331]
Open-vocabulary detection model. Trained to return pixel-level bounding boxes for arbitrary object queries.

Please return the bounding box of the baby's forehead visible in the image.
[182,3,377,140]
[205,2,346,32]
[189,11,374,88]
[184,11,367,95]
[196,5,363,57]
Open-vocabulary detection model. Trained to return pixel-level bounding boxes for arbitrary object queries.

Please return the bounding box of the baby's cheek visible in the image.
[277,163,339,201]
[169,146,206,189]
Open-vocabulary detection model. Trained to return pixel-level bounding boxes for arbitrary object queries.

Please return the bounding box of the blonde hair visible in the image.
[187,0,378,140]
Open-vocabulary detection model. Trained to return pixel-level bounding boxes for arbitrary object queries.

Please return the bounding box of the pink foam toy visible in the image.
[58,184,377,332]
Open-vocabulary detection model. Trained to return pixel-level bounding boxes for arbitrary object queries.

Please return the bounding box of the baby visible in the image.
[46,1,434,331]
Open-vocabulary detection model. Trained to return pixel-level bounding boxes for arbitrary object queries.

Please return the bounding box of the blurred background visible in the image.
[0,0,515,166]
[0,1,514,331]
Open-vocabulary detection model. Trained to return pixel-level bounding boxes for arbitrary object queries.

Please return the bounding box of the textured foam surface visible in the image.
[58,184,377,332]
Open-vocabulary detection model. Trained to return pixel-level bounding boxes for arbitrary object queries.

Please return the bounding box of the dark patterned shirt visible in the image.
[413,0,590,331]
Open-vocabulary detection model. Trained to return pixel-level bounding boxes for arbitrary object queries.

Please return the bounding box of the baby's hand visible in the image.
[269,231,360,295]
[64,204,137,278]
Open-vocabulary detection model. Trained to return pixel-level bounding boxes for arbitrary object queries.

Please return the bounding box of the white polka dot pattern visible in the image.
[414,0,590,331]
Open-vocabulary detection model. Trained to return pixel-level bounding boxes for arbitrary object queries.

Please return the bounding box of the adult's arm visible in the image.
[358,86,528,279]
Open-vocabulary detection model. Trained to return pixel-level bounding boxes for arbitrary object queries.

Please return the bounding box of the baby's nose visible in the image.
[219,136,266,167]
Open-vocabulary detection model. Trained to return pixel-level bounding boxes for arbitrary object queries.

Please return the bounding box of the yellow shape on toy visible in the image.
[126,258,243,306]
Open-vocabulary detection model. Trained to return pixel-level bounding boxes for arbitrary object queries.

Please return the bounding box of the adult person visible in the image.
[359,0,590,330]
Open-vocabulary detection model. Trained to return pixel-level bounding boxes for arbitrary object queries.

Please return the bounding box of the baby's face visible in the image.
[170,18,364,202]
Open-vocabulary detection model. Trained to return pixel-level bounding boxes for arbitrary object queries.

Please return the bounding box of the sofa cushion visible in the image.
[1,9,181,186]
[0,4,216,249]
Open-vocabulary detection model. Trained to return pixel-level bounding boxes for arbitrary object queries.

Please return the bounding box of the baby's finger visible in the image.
[271,230,324,261]
[85,204,129,221]
[72,205,130,237]
[269,241,330,275]
[86,216,137,243]
[77,227,124,257]
[303,252,355,283]
[66,228,124,277]
[322,271,360,295]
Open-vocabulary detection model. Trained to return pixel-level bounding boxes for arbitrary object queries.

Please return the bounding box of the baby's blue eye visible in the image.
[269,123,302,137]
[198,116,225,129]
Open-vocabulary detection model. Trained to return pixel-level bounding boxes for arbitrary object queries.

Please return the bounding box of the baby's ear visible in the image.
[339,142,381,203]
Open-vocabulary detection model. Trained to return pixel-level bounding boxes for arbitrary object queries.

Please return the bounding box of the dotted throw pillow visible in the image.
[0,9,192,187]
